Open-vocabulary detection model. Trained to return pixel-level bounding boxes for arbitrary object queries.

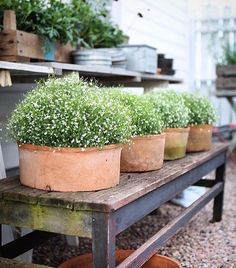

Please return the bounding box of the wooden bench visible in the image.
[0,143,228,267]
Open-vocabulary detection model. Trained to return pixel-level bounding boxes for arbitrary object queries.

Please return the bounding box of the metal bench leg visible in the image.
[213,161,226,222]
[92,213,116,268]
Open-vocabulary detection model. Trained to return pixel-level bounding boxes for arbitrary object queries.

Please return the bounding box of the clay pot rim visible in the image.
[188,124,213,129]
[18,142,122,153]
[165,127,190,133]
[59,250,182,268]
[131,132,165,141]
[154,254,182,267]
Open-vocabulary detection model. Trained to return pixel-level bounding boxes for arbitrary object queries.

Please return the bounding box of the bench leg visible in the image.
[92,213,116,268]
[213,162,226,222]
[0,224,1,256]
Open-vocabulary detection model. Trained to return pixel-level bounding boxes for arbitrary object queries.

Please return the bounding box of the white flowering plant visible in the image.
[8,74,133,148]
[107,89,164,136]
[146,90,190,129]
[182,93,217,125]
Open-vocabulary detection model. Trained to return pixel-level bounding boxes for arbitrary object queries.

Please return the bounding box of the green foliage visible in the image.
[71,0,125,48]
[0,0,79,47]
[107,89,164,136]
[146,90,190,129]
[182,93,217,125]
[7,74,132,148]
[0,0,125,49]
[222,43,236,65]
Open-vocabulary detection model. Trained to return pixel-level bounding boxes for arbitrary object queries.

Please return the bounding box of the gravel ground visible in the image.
[32,160,236,268]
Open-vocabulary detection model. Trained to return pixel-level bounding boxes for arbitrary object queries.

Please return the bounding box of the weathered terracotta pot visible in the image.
[187,124,213,152]
[18,143,122,192]
[59,249,182,268]
[164,128,190,160]
[120,133,165,172]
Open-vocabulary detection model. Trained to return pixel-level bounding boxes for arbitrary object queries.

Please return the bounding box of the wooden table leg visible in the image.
[92,212,116,268]
[213,157,226,222]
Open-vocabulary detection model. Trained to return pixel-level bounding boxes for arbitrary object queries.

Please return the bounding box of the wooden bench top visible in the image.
[0,143,228,213]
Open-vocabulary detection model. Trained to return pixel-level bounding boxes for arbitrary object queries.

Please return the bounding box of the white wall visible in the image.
[111,0,190,89]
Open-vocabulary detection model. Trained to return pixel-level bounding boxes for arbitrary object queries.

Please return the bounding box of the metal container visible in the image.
[118,44,157,73]
[72,50,112,66]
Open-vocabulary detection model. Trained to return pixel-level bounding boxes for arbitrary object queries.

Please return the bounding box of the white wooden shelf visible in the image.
[0,61,182,88]
[215,90,236,97]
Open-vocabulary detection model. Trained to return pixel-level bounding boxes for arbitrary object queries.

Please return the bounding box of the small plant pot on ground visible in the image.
[19,143,122,192]
[120,133,165,172]
[164,128,190,160]
[58,249,182,268]
[187,124,213,152]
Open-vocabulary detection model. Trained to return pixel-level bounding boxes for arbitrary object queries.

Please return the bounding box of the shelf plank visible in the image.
[215,90,236,97]
[0,61,54,75]
[0,61,182,85]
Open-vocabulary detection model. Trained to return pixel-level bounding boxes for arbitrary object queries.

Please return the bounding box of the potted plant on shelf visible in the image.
[7,74,132,192]
[182,93,217,152]
[108,89,165,172]
[0,0,79,62]
[146,90,190,160]
[71,0,125,49]
[216,42,236,90]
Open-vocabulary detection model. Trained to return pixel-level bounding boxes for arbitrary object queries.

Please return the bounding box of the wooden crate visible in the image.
[216,64,236,90]
[0,10,74,63]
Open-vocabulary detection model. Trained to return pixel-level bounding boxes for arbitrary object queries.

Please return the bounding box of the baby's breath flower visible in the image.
[7,73,132,148]
[181,92,217,125]
[106,89,164,136]
[146,90,190,129]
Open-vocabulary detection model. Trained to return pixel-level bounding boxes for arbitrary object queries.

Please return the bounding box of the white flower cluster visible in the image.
[106,89,164,136]
[182,93,217,125]
[8,74,132,148]
[147,90,190,129]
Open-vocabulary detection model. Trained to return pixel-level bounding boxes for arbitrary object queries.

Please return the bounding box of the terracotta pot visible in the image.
[120,133,165,172]
[59,249,182,268]
[164,128,190,160]
[18,143,122,192]
[187,124,213,152]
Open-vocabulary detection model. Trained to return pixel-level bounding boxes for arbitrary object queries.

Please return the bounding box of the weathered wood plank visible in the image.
[3,11,17,31]
[216,64,236,77]
[0,257,51,268]
[215,90,236,97]
[0,61,54,74]
[3,185,46,204]
[216,77,236,89]
[0,200,92,237]
[0,177,21,198]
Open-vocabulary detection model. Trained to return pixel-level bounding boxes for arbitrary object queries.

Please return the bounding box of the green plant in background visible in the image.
[71,0,125,48]
[146,90,190,129]
[7,73,132,148]
[0,0,80,47]
[106,89,164,136]
[182,92,217,125]
[222,42,236,65]
[0,0,125,49]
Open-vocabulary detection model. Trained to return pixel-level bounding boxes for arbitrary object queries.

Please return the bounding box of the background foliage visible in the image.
[0,0,125,48]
